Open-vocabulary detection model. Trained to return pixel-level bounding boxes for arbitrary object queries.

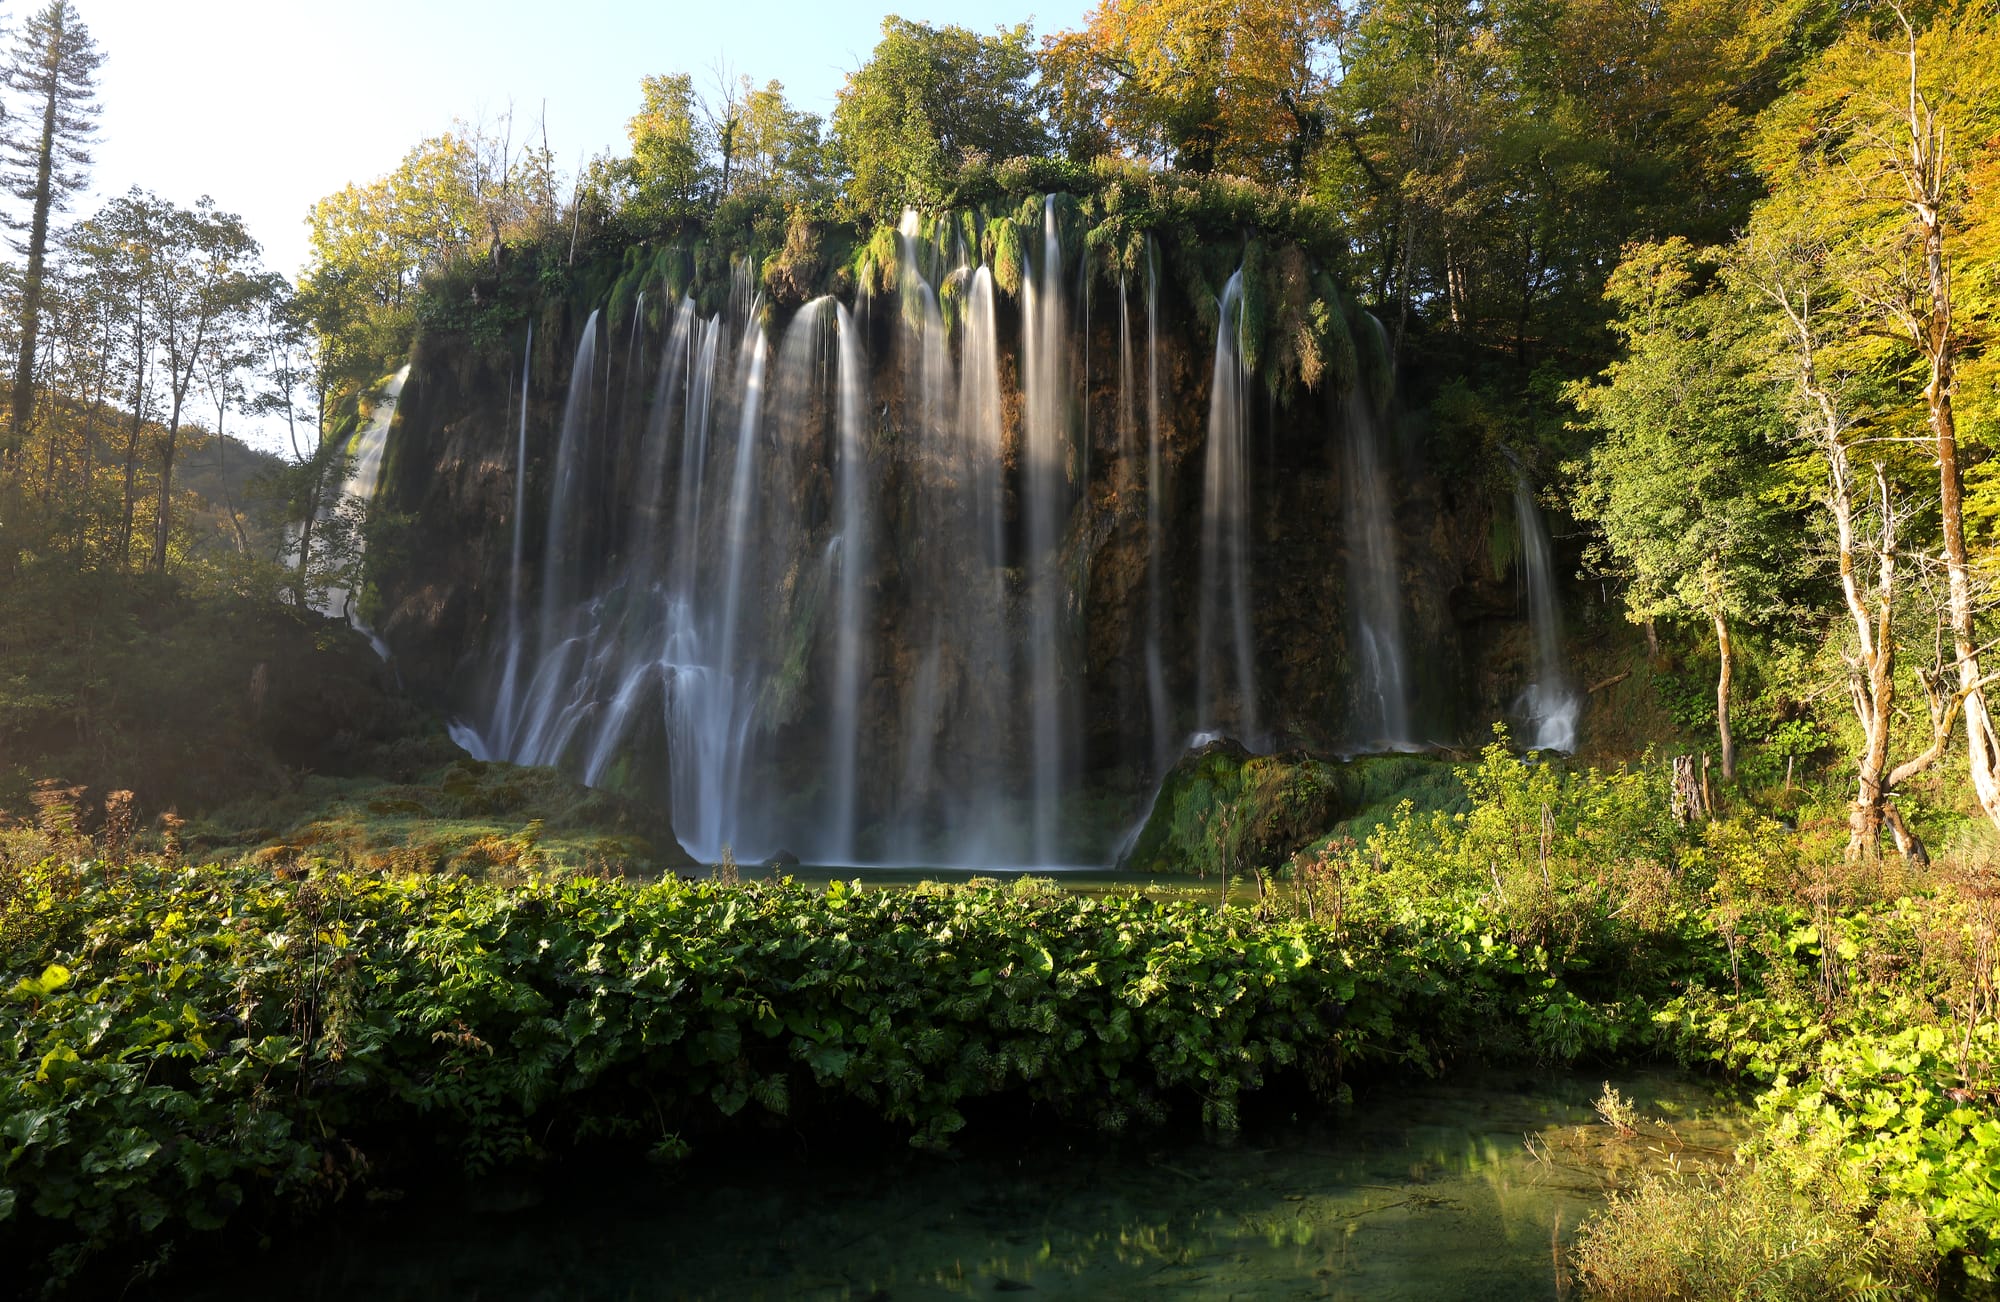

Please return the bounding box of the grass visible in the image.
[1572,1144,1937,1300]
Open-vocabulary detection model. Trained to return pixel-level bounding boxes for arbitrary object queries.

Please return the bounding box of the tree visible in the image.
[69,192,157,567]
[1041,0,1344,179]
[1750,1,2000,835]
[830,18,1048,216]
[1570,238,1797,779]
[195,273,279,556]
[250,277,345,607]
[1,0,102,454]
[143,198,260,572]
[736,79,832,203]
[627,72,710,217]
[1749,238,1967,860]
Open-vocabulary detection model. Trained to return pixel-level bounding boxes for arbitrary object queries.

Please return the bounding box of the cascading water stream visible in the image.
[1143,239,1172,773]
[490,327,535,758]
[311,364,410,661]
[889,211,956,860]
[441,199,1356,869]
[951,264,1021,863]
[1196,270,1257,748]
[1512,468,1580,751]
[1020,196,1078,864]
[825,302,871,863]
[1344,391,1413,748]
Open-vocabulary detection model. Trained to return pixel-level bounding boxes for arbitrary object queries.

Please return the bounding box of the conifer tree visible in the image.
[3,0,103,450]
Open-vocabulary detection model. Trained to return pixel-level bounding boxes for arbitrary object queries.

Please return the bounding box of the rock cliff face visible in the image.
[365,240,1584,866]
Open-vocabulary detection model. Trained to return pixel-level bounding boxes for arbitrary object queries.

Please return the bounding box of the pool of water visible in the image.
[154,1070,1742,1301]
[707,864,1267,907]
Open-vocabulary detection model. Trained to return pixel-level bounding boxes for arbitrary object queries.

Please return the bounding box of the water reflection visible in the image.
[157,1071,1740,1301]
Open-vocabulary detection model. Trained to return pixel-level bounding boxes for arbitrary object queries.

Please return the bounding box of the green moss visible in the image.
[984,215,1023,295]
[1124,743,1340,876]
[1123,745,1472,876]
[188,756,693,876]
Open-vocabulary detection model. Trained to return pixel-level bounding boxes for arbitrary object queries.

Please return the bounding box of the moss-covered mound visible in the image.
[1121,741,1470,875]
[188,757,695,877]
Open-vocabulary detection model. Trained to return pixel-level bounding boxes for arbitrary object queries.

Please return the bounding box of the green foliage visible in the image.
[0,853,1650,1285]
[1568,238,1802,631]
[1573,1134,1936,1299]
[830,17,1048,218]
[1350,735,1692,971]
[1643,870,2000,1282]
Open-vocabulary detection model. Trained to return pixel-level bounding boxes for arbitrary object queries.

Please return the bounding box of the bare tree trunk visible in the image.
[214,432,248,556]
[1885,804,1929,866]
[149,400,182,572]
[73,388,96,559]
[1713,607,1736,781]
[1878,9,2000,836]
[1844,459,1897,860]
[117,337,145,569]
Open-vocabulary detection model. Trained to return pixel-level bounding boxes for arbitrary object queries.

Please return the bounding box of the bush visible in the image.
[0,855,1656,1286]
[1572,1137,1935,1300]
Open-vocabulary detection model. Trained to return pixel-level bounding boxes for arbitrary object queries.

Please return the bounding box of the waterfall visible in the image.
[310,364,410,658]
[660,298,806,861]
[490,326,535,758]
[1020,196,1077,864]
[1195,270,1257,748]
[447,197,1317,869]
[1512,470,1579,752]
[1343,392,1413,748]
[536,312,600,658]
[1143,239,1172,773]
[825,303,871,862]
[951,265,1022,864]
[888,211,955,862]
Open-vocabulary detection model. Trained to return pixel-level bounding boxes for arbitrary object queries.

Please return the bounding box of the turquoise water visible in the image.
[157,1070,1741,1301]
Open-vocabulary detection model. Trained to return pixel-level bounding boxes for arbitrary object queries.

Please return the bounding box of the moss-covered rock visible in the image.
[1122,740,1336,876]
[1121,742,1472,875]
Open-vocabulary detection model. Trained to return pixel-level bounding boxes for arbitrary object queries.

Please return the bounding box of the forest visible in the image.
[5,0,2000,1297]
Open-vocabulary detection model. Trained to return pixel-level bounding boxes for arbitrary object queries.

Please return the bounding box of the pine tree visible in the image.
[3,0,103,451]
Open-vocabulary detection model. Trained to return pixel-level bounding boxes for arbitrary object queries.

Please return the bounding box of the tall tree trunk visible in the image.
[211,400,249,557]
[1884,10,2000,835]
[150,393,185,572]
[1713,607,1736,782]
[1924,202,2000,831]
[117,339,144,569]
[9,63,59,446]
[1845,465,1896,861]
[73,387,97,560]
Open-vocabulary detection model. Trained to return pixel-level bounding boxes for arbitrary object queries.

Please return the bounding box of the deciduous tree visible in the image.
[831,18,1048,216]
[1570,238,1797,779]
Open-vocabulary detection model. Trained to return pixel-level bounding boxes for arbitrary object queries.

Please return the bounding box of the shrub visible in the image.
[1572,1138,1935,1300]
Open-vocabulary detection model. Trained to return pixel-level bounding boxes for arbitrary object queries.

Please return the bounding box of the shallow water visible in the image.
[712,864,1268,907]
[158,1070,1741,1301]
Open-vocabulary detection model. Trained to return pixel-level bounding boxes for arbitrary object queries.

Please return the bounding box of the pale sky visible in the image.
[77,0,1090,280]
